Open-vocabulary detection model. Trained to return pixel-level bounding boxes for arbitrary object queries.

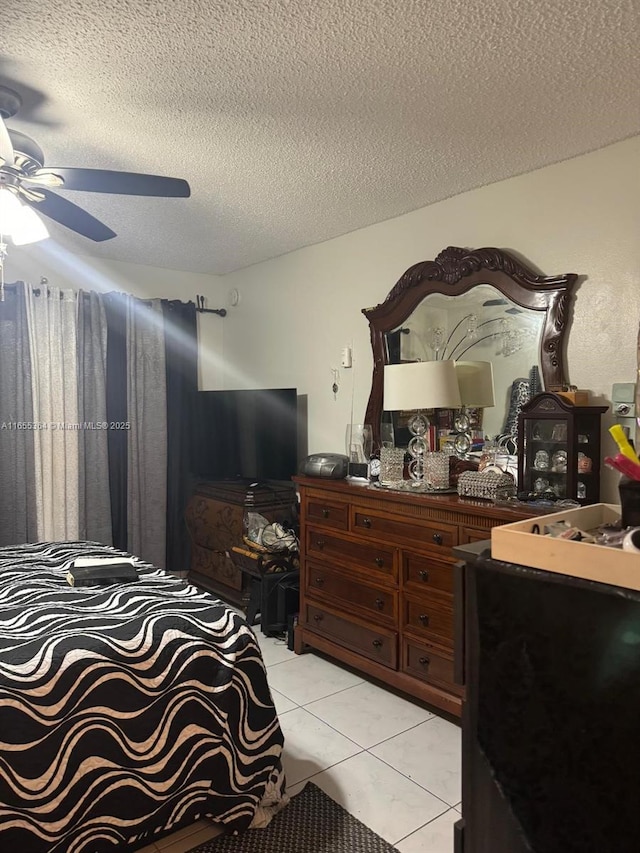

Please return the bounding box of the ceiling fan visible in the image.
[0,85,190,243]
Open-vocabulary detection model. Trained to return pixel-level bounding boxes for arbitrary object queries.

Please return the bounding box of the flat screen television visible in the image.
[190,388,298,483]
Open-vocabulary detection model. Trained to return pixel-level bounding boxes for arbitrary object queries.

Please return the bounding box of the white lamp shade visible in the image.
[0,187,22,229]
[384,360,462,411]
[11,203,50,245]
[0,188,49,244]
[454,361,495,407]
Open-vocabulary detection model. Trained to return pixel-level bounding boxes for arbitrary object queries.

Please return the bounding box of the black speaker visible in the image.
[287,613,298,651]
[260,572,299,636]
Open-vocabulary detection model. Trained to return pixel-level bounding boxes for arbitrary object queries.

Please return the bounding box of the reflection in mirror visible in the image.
[385,284,546,437]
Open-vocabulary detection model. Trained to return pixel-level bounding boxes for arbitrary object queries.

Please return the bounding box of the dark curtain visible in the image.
[162,299,198,574]
[386,329,402,363]
[0,285,197,567]
[102,292,129,551]
[127,299,167,568]
[77,290,112,544]
[0,283,37,545]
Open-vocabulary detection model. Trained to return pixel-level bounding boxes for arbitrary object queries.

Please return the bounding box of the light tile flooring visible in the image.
[136,630,461,853]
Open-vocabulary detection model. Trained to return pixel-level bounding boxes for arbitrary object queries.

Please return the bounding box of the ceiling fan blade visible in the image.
[31,167,191,198]
[0,116,14,166]
[26,189,117,242]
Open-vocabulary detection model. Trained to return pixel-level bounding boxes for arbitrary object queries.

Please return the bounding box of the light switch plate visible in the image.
[612,382,636,403]
[612,382,637,445]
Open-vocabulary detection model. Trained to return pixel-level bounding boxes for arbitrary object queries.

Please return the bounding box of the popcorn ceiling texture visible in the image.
[1,0,638,274]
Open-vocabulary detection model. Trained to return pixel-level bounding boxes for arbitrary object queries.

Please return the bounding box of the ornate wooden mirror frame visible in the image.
[363,246,577,448]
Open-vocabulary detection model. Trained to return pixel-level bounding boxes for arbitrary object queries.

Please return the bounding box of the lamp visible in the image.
[384,360,462,489]
[0,186,49,300]
[453,361,495,455]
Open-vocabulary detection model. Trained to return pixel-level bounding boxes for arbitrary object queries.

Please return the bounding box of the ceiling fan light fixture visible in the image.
[0,186,22,223]
[1,86,190,243]
[11,203,49,245]
[0,186,49,244]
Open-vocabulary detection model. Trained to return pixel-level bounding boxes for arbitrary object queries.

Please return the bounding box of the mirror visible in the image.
[363,246,577,449]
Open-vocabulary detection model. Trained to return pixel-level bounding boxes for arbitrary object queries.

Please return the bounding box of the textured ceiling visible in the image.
[1,0,639,275]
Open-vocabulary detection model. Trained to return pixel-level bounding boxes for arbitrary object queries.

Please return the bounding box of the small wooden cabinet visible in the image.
[185,480,296,606]
[294,476,535,717]
[518,393,608,504]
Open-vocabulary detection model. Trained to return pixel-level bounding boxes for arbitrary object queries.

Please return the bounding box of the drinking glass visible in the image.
[380,421,395,449]
[424,451,450,489]
[345,424,372,464]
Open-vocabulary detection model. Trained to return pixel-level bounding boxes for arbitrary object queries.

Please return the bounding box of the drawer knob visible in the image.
[315,577,325,587]
[313,613,324,622]
[374,557,384,568]
[419,656,431,667]
[316,538,325,549]
[362,517,372,528]
[418,570,429,582]
[419,614,430,626]
[322,508,330,518]
[432,533,443,545]
[372,639,383,648]
[374,597,384,609]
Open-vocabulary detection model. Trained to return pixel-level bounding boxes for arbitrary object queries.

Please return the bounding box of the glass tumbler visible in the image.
[346,424,372,464]
[424,452,450,489]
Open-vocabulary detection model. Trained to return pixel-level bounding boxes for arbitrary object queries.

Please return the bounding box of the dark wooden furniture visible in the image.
[229,544,299,630]
[362,245,577,449]
[293,476,535,717]
[184,480,296,606]
[454,543,640,852]
[518,392,608,504]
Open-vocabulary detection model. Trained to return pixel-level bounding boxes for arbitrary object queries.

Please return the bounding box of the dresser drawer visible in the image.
[306,561,398,625]
[402,638,457,690]
[306,528,396,580]
[403,592,454,647]
[403,551,454,595]
[352,508,457,554]
[305,603,397,668]
[305,498,349,531]
[460,525,492,544]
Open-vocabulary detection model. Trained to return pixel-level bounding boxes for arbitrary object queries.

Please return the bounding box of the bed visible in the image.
[0,541,287,853]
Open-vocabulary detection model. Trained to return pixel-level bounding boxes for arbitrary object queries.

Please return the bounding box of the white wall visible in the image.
[219,136,640,502]
[4,246,226,390]
[5,136,638,501]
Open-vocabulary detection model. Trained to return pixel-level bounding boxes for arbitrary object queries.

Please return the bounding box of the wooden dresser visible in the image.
[293,476,535,717]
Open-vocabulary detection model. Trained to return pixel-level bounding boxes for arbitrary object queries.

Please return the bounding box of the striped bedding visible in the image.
[0,541,286,853]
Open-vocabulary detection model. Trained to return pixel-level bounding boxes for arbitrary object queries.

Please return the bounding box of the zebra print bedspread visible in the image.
[0,542,286,853]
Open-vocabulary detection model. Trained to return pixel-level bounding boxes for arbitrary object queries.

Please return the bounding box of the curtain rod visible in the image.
[195,295,226,317]
[1,282,226,316]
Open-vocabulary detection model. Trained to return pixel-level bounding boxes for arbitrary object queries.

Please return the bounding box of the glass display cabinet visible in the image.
[517,393,608,504]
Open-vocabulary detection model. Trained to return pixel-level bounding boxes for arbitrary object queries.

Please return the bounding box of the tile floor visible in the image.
[136,630,461,853]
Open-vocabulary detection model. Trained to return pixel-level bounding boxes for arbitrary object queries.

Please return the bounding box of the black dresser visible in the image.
[454,544,640,853]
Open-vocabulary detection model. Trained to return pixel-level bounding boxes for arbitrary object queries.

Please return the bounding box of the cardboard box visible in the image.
[491,503,640,592]
[553,389,590,406]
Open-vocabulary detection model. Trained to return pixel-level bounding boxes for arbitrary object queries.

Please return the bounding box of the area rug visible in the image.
[186,782,399,852]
